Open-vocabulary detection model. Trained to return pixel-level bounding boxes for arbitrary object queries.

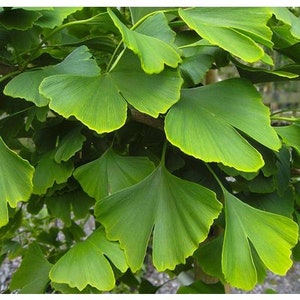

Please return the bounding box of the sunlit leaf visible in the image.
[74,148,155,201]
[4,45,100,107]
[179,7,273,62]
[39,50,182,133]
[223,190,298,290]
[49,227,128,291]
[0,137,34,227]
[95,163,222,272]
[108,9,181,74]
[10,243,52,293]
[165,78,281,172]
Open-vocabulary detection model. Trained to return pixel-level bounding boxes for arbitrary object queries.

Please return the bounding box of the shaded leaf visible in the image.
[223,190,298,290]
[179,7,273,62]
[275,124,300,153]
[0,137,34,227]
[95,163,222,272]
[40,50,182,133]
[74,148,155,201]
[10,243,52,293]
[177,280,225,294]
[165,78,281,172]
[109,9,181,74]
[4,45,100,107]
[34,8,80,28]
[49,227,128,291]
[0,9,42,30]
[32,151,74,195]
[54,126,86,163]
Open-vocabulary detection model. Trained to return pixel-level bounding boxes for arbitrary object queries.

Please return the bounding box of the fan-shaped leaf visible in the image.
[4,45,100,107]
[0,137,34,227]
[10,243,52,293]
[49,227,128,291]
[223,190,298,290]
[54,126,86,163]
[165,78,281,172]
[39,50,182,133]
[179,7,273,62]
[74,148,155,201]
[32,151,74,195]
[108,9,181,74]
[95,163,222,272]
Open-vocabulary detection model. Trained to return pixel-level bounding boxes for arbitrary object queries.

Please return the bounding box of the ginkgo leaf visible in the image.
[10,243,52,293]
[275,124,300,153]
[39,50,182,133]
[0,137,34,227]
[32,151,74,195]
[49,227,128,291]
[4,45,100,107]
[95,163,222,272]
[108,9,181,74]
[179,7,273,62]
[222,190,298,290]
[74,148,155,201]
[54,126,86,163]
[165,78,281,172]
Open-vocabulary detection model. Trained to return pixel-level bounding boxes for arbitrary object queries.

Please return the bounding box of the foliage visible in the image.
[0,7,300,294]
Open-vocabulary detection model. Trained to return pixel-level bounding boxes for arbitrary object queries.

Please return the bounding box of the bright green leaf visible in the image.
[165,78,281,172]
[39,50,182,133]
[275,124,300,153]
[108,9,181,74]
[0,137,34,227]
[74,148,155,201]
[54,126,86,163]
[179,7,273,62]
[49,227,128,291]
[10,243,52,293]
[95,163,222,272]
[222,190,298,290]
[129,7,167,24]
[4,45,100,107]
[32,151,74,195]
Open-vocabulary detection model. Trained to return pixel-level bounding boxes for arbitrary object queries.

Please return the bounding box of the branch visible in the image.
[129,108,164,131]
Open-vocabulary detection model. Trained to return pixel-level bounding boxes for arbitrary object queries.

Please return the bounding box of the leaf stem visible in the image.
[271,116,299,122]
[160,140,168,166]
[0,70,21,83]
[205,163,226,194]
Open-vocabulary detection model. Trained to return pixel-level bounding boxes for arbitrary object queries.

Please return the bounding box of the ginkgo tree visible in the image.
[1,6,300,294]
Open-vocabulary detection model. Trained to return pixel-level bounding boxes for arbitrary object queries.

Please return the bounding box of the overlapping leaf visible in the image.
[108,9,181,74]
[40,50,182,134]
[74,148,155,201]
[10,243,52,293]
[0,137,34,227]
[95,163,222,272]
[49,227,128,291]
[165,78,281,172]
[32,151,74,195]
[4,45,100,106]
[275,124,300,153]
[179,7,273,62]
[223,190,298,290]
[54,126,86,163]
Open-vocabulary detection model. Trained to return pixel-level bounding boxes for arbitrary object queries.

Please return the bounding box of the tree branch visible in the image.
[129,108,164,131]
